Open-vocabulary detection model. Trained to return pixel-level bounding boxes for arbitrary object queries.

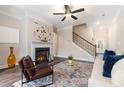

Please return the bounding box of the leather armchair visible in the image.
[18,55,53,87]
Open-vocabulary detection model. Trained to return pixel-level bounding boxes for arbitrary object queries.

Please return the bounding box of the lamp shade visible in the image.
[0,26,19,43]
[111,58,124,86]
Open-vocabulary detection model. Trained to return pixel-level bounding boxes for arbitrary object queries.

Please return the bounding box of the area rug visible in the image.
[12,61,93,87]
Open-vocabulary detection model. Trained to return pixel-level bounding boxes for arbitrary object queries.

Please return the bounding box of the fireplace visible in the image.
[35,47,50,65]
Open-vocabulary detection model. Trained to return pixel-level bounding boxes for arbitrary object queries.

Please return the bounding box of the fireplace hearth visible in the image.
[35,47,50,65]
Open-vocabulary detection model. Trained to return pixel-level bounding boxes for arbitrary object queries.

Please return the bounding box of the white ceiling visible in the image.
[0,5,122,29]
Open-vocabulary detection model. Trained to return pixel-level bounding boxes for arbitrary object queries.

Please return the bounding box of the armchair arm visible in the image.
[22,67,36,71]
[35,63,49,69]
[48,61,57,66]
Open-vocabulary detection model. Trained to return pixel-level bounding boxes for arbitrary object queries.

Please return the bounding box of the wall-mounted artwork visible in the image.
[97,40,103,49]
[33,21,52,42]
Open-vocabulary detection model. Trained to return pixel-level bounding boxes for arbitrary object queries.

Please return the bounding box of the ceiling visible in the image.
[0,5,122,29]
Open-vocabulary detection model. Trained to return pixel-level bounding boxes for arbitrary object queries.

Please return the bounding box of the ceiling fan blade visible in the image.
[53,13,65,15]
[61,16,66,21]
[71,8,84,13]
[71,15,78,20]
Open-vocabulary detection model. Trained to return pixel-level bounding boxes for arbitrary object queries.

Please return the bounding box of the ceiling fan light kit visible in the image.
[53,5,85,21]
[65,13,71,17]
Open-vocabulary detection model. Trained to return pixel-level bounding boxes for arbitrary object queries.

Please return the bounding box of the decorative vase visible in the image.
[8,47,16,68]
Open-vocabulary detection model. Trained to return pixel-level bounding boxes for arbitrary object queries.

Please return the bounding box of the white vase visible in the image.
[68,60,73,64]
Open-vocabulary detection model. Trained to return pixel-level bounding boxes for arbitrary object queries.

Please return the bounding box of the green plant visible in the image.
[68,56,73,60]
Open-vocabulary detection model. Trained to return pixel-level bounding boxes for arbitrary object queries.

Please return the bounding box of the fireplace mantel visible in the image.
[32,40,53,45]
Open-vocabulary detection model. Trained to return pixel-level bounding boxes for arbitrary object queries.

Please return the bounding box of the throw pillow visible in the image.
[103,49,116,61]
[103,54,124,78]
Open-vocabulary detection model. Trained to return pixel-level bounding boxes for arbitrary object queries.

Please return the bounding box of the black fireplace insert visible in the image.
[35,47,50,65]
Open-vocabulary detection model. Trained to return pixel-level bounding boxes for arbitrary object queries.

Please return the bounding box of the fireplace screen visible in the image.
[35,47,50,65]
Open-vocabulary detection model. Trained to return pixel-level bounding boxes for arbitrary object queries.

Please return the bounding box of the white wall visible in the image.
[0,26,19,43]
[52,31,58,56]
[109,6,124,54]
[73,24,94,43]
[0,13,20,29]
[57,26,94,62]
[19,16,28,58]
[0,13,20,68]
[94,28,109,53]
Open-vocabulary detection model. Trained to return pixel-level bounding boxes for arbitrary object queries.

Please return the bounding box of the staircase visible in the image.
[73,32,96,58]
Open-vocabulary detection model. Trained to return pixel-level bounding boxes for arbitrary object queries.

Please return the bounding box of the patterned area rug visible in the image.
[12,61,93,87]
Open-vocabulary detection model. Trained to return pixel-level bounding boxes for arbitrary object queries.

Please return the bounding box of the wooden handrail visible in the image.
[73,32,96,57]
[73,32,95,47]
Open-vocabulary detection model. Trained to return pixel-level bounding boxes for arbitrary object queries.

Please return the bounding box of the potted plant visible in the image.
[68,55,74,65]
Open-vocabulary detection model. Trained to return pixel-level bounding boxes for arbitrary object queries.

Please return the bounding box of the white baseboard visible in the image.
[56,55,94,63]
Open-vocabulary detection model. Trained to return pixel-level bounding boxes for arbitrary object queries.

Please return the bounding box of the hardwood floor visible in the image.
[0,66,21,87]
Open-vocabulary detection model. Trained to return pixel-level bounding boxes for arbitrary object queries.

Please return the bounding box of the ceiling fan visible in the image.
[53,5,85,21]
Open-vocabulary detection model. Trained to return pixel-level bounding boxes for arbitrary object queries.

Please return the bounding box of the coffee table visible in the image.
[67,64,75,79]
